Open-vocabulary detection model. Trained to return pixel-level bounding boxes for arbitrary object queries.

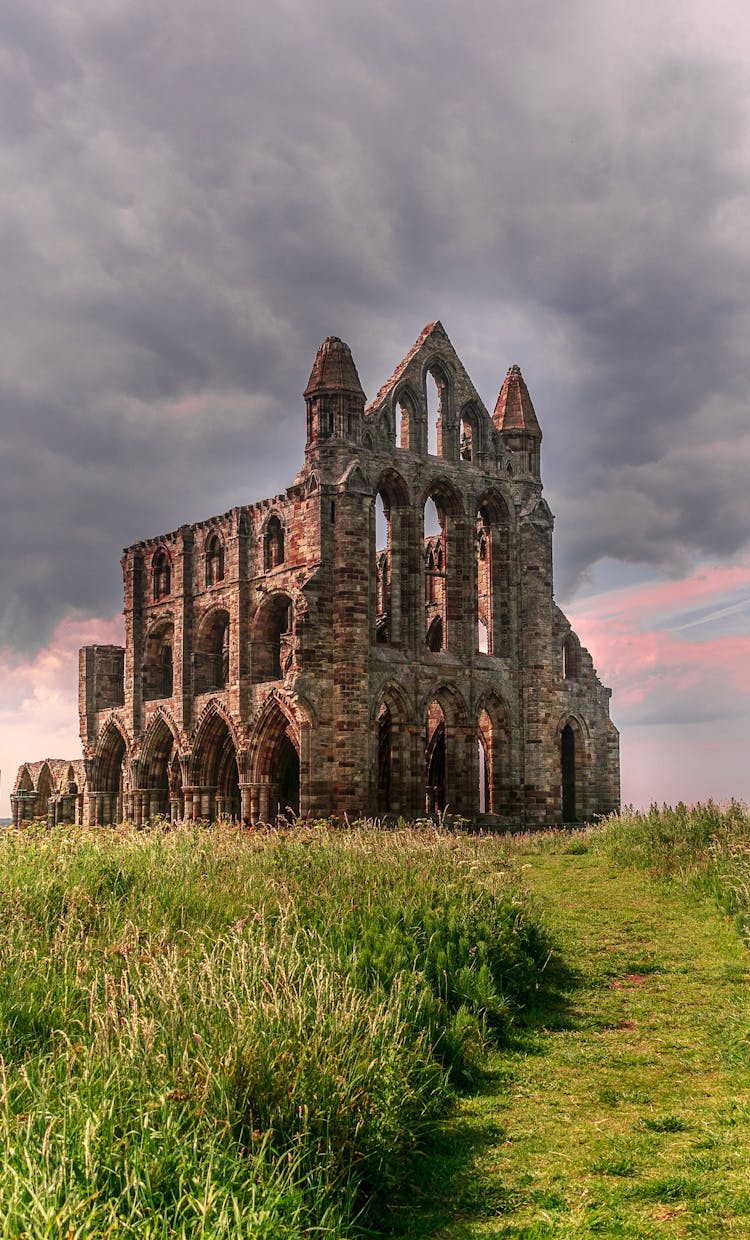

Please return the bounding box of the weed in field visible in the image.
[0,822,552,1237]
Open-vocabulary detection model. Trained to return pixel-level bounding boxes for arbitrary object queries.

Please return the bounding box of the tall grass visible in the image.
[0,823,551,1236]
[599,800,750,935]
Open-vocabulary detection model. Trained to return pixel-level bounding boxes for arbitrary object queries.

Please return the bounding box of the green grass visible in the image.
[0,821,550,1237]
[424,805,750,1238]
[7,806,750,1237]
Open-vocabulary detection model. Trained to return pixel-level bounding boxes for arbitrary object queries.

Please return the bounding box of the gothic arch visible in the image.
[422,357,453,458]
[372,467,411,646]
[189,699,242,820]
[422,682,469,816]
[190,698,243,773]
[557,713,590,824]
[372,466,410,509]
[420,476,464,519]
[562,632,580,680]
[204,530,225,585]
[152,547,172,599]
[475,486,513,657]
[392,382,420,451]
[36,762,54,816]
[140,708,182,790]
[371,680,414,816]
[248,690,310,821]
[251,590,295,682]
[14,765,33,794]
[142,616,175,701]
[339,459,370,492]
[476,692,512,816]
[194,605,231,693]
[93,716,131,790]
[459,400,484,461]
[263,512,285,570]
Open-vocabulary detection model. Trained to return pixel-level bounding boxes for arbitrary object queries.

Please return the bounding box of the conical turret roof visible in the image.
[493,364,541,437]
[304,336,365,399]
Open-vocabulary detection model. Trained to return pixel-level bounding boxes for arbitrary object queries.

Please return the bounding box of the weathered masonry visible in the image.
[12,322,619,827]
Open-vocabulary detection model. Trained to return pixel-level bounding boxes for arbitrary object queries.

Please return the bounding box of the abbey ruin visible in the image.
[12,322,620,827]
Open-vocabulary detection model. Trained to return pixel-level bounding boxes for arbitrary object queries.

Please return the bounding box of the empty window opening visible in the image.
[424,495,447,651]
[273,734,300,818]
[476,508,492,654]
[425,701,446,814]
[252,595,293,682]
[153,550,171,599]
[160,644,173,698]
[426,615,443,652]
[205,534,224,586]
[424,497,441,538]
[561,723,577,821]
[193,713,241,822]
[562,635,578,680]
[460,417,473,461]
[425,548,436,603]
[143,625,175,701]
[265,516,285,570]
[377,703,392,812]
[375,492,392,643]
[195,612,230,693]
[396,397,412,450]
[426,372,440,456]
[319,399,333,438]
[478,737,489,813]
[375,493,389,551]
[477,709,494,814]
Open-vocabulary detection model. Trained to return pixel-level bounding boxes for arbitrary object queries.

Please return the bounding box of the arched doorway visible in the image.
[477,696,511,817]
[425,701,446,814]
[274,735,300,817]
[561,722,577,822]
[377,703,392,812]
[94,723,128,824]
[251,698,302,822]
[140,715,180,821]
[192,710,241,821]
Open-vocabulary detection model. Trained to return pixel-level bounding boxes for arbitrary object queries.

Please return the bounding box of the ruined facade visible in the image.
[12,322,619,828]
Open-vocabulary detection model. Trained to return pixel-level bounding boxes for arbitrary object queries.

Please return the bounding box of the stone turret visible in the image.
[304,336,366,455]
[493,364,542,480]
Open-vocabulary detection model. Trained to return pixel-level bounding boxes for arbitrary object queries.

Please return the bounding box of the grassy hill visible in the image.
[2,805,750,1237]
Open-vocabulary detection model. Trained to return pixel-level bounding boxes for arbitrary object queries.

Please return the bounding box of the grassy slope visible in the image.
[419,841,750,1239]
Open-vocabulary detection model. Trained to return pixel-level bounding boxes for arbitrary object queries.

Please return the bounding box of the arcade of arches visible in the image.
[17,319,619,828]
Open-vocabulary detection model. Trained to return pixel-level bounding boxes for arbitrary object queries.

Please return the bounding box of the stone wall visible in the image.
[13,320,619,827]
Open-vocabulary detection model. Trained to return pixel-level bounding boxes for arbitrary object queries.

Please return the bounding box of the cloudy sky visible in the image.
[2,0,750,815]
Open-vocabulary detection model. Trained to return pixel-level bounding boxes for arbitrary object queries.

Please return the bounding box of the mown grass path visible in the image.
[417,844,750,1238]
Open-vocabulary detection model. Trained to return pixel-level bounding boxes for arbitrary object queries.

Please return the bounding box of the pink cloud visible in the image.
[566,559,750,806]
[0,613,123,817]
[573,557,750,625]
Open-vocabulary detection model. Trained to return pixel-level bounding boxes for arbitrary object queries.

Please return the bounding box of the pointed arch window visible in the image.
[424,496,446,651]
[143,623,174,700]
[153,549,171,599]
[265,516,285,570]
[562,634,579,680]
[205,534,225,586]
[252,594,294,682]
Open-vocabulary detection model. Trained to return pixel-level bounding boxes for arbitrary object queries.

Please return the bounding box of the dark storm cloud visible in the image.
[1,0,749,650]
